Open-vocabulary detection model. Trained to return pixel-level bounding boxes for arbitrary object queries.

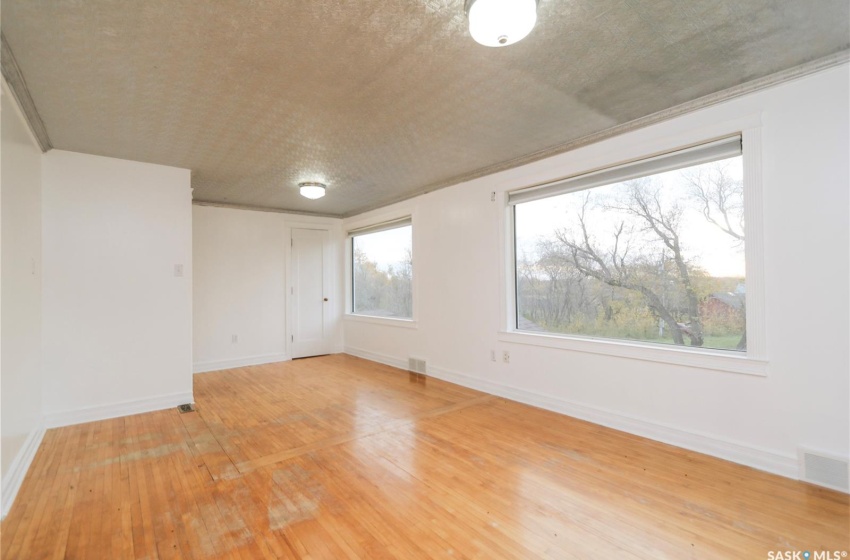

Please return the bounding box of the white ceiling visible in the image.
[3,0,848,216]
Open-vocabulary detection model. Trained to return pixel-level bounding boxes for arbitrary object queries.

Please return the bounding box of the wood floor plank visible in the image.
[236,394,494,473]
[2,354,847,559]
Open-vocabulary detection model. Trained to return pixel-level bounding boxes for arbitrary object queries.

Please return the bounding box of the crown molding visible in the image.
[192,199,343,219]
[1,32,52,152]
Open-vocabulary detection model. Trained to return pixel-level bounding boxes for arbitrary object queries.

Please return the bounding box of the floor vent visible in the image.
[177,403,196,414]
[799,449,849,492]
[408,357,426,374]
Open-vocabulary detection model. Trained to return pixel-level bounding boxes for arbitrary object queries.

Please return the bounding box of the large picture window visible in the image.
[350,219,413,319]
[512,137,747,352]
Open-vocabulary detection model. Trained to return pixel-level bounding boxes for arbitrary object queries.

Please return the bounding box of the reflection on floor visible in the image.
[2,354,848,558]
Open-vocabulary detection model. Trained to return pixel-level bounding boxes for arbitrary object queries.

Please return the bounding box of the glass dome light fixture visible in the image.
[465,0,538,47]
[299,182,326,200]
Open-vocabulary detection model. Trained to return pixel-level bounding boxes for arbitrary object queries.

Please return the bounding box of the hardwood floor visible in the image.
[2,354,848,559]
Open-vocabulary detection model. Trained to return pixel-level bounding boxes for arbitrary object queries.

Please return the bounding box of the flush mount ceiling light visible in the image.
[299,182,326,199]
[465,0,538,47]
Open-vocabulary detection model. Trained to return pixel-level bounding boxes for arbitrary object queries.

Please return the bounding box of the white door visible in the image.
[290,228,332,358]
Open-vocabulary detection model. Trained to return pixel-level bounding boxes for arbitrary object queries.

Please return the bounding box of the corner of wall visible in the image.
[0,422,46,519]
[1,71,46,519]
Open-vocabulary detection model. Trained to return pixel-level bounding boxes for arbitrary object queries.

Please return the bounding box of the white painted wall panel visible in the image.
[0,81,44,478]
[192,206,287,370]
[41,150,193,420]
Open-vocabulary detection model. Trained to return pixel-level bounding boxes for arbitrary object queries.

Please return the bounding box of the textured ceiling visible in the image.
[2,1,848,216]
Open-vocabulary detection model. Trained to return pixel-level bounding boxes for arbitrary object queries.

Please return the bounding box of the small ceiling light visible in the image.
[466,0,538,47]
[299,182,326,199]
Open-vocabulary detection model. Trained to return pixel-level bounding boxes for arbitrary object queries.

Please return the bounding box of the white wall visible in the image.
[343,65,850,480]
[192,205,343,372]
[41,150,193,425]
[1,81,44,482]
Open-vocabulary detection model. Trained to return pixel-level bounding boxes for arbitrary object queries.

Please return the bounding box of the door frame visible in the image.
[285,221,341,359]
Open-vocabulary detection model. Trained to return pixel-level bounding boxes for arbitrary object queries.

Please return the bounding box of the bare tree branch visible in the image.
[552,180,708,346]
[683,164,745,242]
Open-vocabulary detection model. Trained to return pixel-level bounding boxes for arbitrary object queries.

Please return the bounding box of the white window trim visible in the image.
[498,330,767,375]
[344,208,419,328]
[498,116,767,376]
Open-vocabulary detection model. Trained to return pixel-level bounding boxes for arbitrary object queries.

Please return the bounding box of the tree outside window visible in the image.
[515,155,746,351]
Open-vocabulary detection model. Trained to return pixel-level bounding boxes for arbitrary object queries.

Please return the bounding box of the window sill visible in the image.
[497,330,767,376]
[344,314,418,329]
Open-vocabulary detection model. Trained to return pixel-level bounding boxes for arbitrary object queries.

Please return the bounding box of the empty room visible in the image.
[1,1,848,558]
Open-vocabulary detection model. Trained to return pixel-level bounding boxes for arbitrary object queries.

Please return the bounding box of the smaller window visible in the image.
[350,219,413,319]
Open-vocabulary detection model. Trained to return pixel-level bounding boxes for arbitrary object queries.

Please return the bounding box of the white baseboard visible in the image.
[193,353,290,374]
[44,391,194,429]
[2,422,46,519]
[343,346,408,371]
[343,346,798,480]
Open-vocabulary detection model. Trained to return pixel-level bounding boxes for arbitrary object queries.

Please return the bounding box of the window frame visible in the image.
[500,122,767,376]
[344,211,418,328]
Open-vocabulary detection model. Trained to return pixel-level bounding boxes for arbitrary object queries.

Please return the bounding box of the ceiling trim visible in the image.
[192,199,343,220]
[341,49,850,218]
[1,32,52,153]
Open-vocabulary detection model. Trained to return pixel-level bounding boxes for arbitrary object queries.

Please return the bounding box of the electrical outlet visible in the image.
[232,334,238,343]
[490,350,496,362]
[174,264,184,277]
[502,350,510,364]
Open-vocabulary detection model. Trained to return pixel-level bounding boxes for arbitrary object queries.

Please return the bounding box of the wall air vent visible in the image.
[408,357,426,374]
[799,448,849,492]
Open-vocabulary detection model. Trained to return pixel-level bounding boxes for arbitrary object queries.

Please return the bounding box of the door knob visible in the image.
[323,298,328,302]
